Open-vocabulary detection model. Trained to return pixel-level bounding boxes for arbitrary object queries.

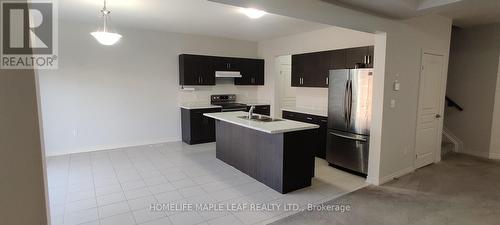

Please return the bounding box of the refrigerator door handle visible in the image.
[348,79,353,126]
[344,80,349,123]
[329,131,368,142]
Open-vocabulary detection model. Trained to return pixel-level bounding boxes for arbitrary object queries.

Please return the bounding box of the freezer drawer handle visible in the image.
[330,132,367,142]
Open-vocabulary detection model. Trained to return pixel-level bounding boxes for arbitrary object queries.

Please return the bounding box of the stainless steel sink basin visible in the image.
[238,115,284,122]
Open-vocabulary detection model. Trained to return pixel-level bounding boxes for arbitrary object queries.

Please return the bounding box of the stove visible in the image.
[211,94,248,112]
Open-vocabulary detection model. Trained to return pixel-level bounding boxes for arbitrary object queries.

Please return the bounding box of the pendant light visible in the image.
[90,0,122,46]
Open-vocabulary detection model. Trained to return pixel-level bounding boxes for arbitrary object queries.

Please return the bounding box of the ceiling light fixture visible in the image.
[240,8,267,19]
[90,0,122,46]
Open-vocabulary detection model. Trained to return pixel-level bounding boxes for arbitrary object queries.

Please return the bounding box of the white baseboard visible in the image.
[45,138,181,157]
[458,148,489,159]
[489,152,500,159]
[378,166,414,185]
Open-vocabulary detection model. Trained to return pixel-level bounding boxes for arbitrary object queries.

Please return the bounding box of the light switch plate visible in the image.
[393,81,400,91]
[390,99,396,108]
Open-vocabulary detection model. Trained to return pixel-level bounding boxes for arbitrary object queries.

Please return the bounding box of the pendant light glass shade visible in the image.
[91,0,121,45]
[91,31,121,46]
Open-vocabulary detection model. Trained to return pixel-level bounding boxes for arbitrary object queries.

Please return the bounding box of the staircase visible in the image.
[442,126,463,157]
[441,96,464,157]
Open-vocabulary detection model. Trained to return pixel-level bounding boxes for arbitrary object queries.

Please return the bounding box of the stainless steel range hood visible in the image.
[215,71,242,78]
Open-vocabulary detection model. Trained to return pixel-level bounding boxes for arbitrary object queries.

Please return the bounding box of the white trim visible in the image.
[459,148,489,158]
[490,152,500,159]
[45,138,179,157]
[442,126,463,152]
[379,166,414,185]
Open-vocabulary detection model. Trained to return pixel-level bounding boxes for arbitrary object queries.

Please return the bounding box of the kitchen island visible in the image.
[204,111,319,194]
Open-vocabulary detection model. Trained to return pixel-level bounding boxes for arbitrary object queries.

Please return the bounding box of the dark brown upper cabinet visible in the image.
[179,54,215,86]
[345,46,374,69]
[291,46,373,88]
[291,54,306,87]
[235,58,264,85]
[292,50,343,88]
[367,46,374,68]
[213,57,243,72]
[179,54,264,86]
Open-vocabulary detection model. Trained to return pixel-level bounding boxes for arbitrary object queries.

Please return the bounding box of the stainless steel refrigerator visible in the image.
[327,69,373,176]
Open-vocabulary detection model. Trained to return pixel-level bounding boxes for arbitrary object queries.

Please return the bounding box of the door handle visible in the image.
[435,114,442,119]
[326,77,329,85]
[344,80,349,123]
[330,132,367,142]
[348,80,353,125]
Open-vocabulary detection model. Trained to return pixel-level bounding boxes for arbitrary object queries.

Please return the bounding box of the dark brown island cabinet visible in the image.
[291,46,374,88]
[179,54,264,86]
[282,110,328,159]
[181,107,221,144]
[205,113,319,194]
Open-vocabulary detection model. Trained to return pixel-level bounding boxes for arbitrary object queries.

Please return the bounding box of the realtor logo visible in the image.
[1,1,58,69]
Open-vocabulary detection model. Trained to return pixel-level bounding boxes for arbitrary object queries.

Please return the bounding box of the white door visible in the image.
[281,69,296,108]
[415,53,445,169]
[278,56,296,108]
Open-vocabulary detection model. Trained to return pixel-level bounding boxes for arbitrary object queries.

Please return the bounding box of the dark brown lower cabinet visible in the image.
[181,108,221,144]
[245,105,270,116]
[282,110,328,159]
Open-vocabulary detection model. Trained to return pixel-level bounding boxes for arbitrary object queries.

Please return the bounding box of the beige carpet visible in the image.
[271,153,500,225]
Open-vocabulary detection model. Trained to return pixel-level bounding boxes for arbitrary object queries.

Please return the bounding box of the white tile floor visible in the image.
[46,142,366,225]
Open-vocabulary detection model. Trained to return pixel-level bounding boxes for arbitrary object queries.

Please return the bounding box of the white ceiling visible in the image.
[59,0,330,42]
[322,0,500,27]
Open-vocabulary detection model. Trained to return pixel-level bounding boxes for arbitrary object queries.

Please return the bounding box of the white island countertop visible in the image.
[204,111,319,134]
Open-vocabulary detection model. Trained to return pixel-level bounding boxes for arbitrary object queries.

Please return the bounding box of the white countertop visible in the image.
[281,107,328,117]
[204,111,319,134]
[179,102,221,110]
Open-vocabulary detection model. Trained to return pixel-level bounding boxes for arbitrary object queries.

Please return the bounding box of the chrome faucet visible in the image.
[248,105,255,119]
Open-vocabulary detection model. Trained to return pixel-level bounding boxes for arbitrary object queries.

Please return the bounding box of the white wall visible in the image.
[0,0,49,217]
[257,26,375,116]
[491,56,500,159]
[444,24,500,159]
[214,0,452,184]
[38,20,259,156]
[0,69,49,225]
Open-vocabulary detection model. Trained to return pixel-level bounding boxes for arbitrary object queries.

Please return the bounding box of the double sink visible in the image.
[237,115,284,122]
